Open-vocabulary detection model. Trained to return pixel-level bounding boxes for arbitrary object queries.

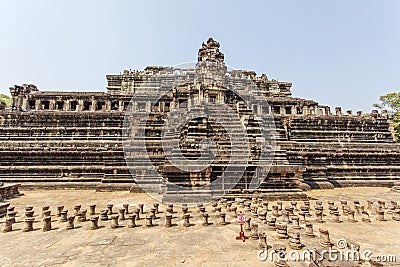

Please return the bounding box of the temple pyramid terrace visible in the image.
[1,38,400,201]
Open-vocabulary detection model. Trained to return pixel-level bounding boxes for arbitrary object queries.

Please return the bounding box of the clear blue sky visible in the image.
[0,0,399,112]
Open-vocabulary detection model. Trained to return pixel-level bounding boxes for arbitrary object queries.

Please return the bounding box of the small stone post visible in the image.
[319,228,332,247]
[201,213,209,226]
[42,216,52,231]
[23,218,34,232]
[276,223,288,239]
[153,203,159,214]
[90,216,99,230]
[123,204,129,214]
[110,215,119,228]
[137,203,145,214]
[128,214,137,228]
[346,209,356,222]
[305,222,315,237]
[3,218,13,232]
[289,231,303,250]
[244,217,251,231]
[107,204,114,215]
[60,210,68,222]
[66,216,75,230]
[73,205,81,216]
[56,206,64,217]
[183,213,190,227]
[145,215,153,227]
[250,222,259,240]
[292,215,301,230]
[259,231,267,248]
[219,213,227,225]
[89,205,96,215]
[119,208,126,220]
[165,214,172,227]
[100,210,109,221]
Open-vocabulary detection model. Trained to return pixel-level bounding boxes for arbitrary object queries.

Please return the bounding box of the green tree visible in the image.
[374,92,400,142]
[0,94,11,107]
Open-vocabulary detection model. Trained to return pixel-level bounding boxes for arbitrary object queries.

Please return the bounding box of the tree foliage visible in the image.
[374,92,400,142]
[0,94,11,107]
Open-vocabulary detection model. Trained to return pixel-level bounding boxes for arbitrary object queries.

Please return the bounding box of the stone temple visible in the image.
[2,38,400,201]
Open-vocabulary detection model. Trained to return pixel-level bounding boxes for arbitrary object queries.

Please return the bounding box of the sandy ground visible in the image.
[0,187,399,267]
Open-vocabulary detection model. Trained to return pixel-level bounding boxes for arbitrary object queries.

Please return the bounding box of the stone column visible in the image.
[181,204,188,214]
[277,201,283,211]
[67,216,75,230]
[272,244,287,267]
[42,216,52,231]
[119,208,126,220]
[266,216,276,230]
[347,210,356,223]
[262,202,269,211]
[276,223,288,239]
[146,215,153,227]
[23,218,34,232]
[272,205,279,217]
[259,232,267,249]
[25,210,34,218]
[289,231,303,250]
[319,228,332,247]
[89,205,96,216]
[42,210,51,219]
[128,214,137,228]
[123,204,129,214]
[60,210,68,222]
[77,210,87,222]
[3,218,13,232]
[153,203,159,214]
[134,208,141,220]
[90,216,99,230]
[110,215,119,228]
[107,204,114,215]
[183,213,191,227]
[138,204,144,214]
[150,208,156,219]
[281,210,289,223]
[291,201,298,211]
[332,211,340,223]
[376,210,385,221]
[41,206,50,217]
[250,222,259,240]
[362,211,371,223]
[226,201,232,211]
[305,222,315,238]
[244,217,251,231]
[56,206,64,217]
[258,209,267,224]
[298,211,306,223]
[219,213,227,225]
[73,205,81,216]
[165,214,172,228]
[201,213,209,226]
[7,211,17,223]
[292,216,301,230]
[100,210,109,221]
[315,209,324,223]
[25,206,34,212]
[367,200,373,210]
